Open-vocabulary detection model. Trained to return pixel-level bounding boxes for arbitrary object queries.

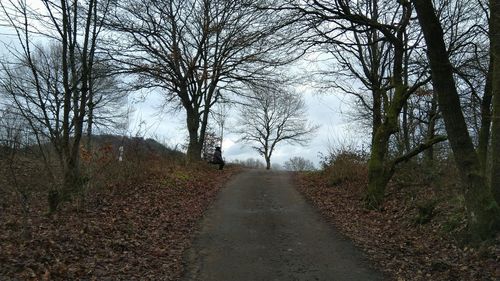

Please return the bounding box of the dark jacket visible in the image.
[213,149,224,163]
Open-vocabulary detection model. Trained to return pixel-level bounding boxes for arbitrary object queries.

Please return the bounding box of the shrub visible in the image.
[320,145,368,186]
[415,199,438,224]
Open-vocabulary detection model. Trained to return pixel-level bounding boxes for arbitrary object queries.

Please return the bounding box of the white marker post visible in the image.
[118,145,124,162]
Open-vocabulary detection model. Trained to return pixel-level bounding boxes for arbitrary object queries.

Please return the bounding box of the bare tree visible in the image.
[201,128,221,162]
[0,0,112,211]
[283,156,315,171]
[290,0,446,207]
[236,87,318,170]
[85,59,130,149]
[412,0,499,240]
[432,0,491,170]
[104,0,302,162]
[2,44,128,150]
[233,158,265,169]
[0,107,35,238]
[492,0,500,206]
[211,98,229,148]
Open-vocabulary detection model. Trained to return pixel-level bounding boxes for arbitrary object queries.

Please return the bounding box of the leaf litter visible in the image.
[296,172,499,281]
[0,162,239,280]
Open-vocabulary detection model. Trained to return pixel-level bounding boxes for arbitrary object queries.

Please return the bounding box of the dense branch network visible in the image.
[236,86,318,169]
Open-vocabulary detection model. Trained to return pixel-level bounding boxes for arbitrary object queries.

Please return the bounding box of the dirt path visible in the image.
[181,170,386,281]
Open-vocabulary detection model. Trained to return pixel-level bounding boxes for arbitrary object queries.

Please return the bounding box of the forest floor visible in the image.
[0,158,240,280]
[296,170,500,281]
[2,154,499,281]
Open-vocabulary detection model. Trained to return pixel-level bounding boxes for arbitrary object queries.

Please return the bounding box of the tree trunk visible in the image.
[425,93,438,165]
[63,156,82,196]
[86,86,95,151]
[372,88,382,146]
[49,151,83,213]
[186,108,202,162]
[490,0,500,204]
[366,26,407,208]
[402,102,411,153]
[413,0,499,239]
[198,106,211,161]
[477,57,493,171]
[366,89,405,208]
[367,119,395,208]
[370,3,382,147]
[265,156,271,170]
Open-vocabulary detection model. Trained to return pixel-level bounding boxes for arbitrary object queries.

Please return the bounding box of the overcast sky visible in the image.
[0,17,366,169]
[127,88,366,169]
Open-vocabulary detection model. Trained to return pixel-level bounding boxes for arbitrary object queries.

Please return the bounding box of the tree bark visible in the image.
[372,88,382,146]
[367,124,393,207]
[425,92,438,165]
[366,13,408,207]
[186,108,202,163]
[413,0,499,239]
[86,84,95,151]
[477,57,493,171]
[366,85,404,208]
[265,156,271,170]
[490,0,500,204]
[402,102,411,153]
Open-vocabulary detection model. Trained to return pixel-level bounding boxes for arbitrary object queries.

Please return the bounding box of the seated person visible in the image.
[211,146,225,170]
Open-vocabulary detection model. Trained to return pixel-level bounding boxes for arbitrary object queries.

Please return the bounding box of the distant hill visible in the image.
[90,134,185,159]
[0,134,185,160]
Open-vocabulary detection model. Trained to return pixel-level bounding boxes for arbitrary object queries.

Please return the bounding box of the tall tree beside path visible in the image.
[490,0,500,207]
[411,0,499,240]
[236,87,318,170]
[288,0,445,208]
[0,0,113,211]
[104,0,303,162]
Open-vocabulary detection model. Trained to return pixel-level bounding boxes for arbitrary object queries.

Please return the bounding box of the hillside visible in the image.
[0,145,240,280]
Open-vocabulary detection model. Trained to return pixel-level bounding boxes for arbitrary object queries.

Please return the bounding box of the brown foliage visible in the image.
[320,149,368,186]
[296,161,500,281]
[0,151,240,280]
